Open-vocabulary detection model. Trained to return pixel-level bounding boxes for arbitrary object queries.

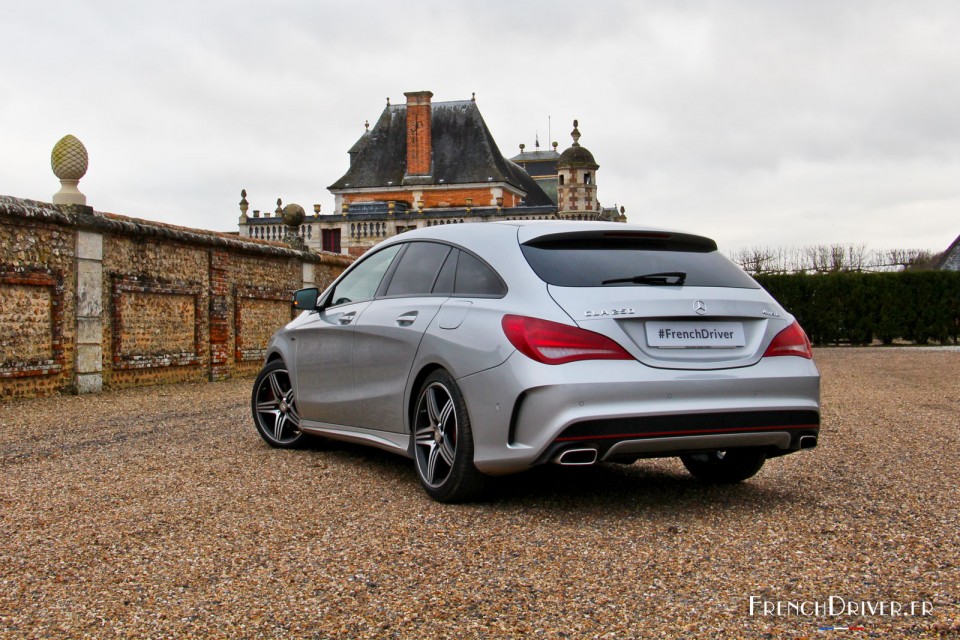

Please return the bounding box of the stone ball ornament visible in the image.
[282,203,306,228]
[51,134,89,180]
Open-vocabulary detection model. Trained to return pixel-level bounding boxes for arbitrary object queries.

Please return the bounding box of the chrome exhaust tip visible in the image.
[799,435,818,450]
[554,448,599,466]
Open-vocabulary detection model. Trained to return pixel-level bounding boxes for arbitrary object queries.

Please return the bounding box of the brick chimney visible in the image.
[404,91,433,176]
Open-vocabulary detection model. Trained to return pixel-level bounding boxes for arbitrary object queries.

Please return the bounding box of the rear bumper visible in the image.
[456,353,820,475]
[537,411,819,466]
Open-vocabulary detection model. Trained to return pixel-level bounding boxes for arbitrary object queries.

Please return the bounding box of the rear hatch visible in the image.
[518,226,791,370]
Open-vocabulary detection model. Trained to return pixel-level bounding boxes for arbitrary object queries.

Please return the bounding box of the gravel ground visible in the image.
[1,348,958,639]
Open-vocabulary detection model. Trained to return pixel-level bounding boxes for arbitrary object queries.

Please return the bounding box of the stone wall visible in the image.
[0,195,353,400]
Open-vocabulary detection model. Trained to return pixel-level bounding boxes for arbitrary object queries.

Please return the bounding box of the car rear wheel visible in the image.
[251,360,308,449]
[681,449,766,484]
[413,370,486,503]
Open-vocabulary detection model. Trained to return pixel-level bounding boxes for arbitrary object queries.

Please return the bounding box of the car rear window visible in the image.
[520,234,759,289]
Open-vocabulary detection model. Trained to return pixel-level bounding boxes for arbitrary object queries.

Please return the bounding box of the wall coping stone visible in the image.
[0,195,354,268]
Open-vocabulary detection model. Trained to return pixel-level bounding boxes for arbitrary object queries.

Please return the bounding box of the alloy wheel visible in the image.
[414,382,458,487]
[253,366,302,445]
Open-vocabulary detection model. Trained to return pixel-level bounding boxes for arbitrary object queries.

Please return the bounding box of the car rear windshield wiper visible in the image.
[601,271,687,286]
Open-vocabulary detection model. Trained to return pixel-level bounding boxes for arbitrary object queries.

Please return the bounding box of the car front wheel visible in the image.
[251,360,308,448]
[412,370,486,503]
[681,448,766,484]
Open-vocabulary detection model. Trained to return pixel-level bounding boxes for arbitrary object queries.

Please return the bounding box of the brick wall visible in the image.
[343,192,414,207]
[558,168,598,213]
[0,195,353,400]
[343,187,521,209]
[421,188,496,208]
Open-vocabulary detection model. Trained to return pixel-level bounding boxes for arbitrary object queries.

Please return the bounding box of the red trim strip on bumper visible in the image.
[554,424,819,442]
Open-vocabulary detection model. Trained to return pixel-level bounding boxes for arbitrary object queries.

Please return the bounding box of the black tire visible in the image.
[412,370,487,503]
[251,360,309,449]
[681,448,766,484]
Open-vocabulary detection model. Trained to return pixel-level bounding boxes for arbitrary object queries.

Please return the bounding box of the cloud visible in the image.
[1,0,957,252]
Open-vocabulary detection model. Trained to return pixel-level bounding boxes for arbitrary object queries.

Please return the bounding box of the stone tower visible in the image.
[557,120,599,217]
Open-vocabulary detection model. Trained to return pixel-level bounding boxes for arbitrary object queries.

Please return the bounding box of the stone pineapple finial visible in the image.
[51,134,89,205]
[239,189,249,224]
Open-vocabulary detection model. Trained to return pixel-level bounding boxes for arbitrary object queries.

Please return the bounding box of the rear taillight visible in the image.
[763,321,813,359]
[501,314,634,364]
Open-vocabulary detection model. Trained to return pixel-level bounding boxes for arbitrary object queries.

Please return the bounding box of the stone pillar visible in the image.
[282,204,306,251]
[302,262,315,290]
[75,230,104,393]
[238,189,250,237]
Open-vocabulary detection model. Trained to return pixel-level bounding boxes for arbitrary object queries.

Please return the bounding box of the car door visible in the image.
[295,244,402,426]
[349,241,454,432]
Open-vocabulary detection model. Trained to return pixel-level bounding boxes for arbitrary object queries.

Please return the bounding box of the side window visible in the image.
[329,244,402,307]
[454,251,506,297]
[431,248,458,295]
[385,242,452,297]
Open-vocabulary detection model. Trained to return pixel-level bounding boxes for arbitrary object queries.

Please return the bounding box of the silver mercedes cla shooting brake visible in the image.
[252,221,820,502]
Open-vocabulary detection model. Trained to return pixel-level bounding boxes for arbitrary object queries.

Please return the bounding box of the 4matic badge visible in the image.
[584,307,635,318]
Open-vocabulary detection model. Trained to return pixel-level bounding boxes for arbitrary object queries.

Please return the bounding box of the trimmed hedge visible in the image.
[754,271,960,346]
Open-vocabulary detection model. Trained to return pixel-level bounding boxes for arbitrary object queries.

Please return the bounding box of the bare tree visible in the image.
[731,246,778,274]
[730,243,939,274]
[801,245,831,273]
[881,248,940,271]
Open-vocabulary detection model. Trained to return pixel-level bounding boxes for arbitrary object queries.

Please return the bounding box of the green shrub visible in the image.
[754,271,960,346]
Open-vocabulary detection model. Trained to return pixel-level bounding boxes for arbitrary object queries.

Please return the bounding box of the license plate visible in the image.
[646,321,745,348]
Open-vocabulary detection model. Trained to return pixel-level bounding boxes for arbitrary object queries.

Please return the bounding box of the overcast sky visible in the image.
[3,0,958,253]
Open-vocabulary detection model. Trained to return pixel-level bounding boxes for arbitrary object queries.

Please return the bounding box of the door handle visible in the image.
[395,311,419,326]
[338,311,357,325]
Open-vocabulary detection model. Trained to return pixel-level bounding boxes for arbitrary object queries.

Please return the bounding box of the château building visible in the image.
[238,91,625,256]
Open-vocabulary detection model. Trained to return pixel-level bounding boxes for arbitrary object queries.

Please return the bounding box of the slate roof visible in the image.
[558,144,598,169]
[937,234,960,271]
[509,149,561,163]
[329,100,554,207]
[347,130,371,155]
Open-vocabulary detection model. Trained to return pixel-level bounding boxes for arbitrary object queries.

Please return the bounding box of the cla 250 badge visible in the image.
[584,307,635,318]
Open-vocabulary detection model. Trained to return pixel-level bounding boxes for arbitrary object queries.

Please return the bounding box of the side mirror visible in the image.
[292,287,320,312]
